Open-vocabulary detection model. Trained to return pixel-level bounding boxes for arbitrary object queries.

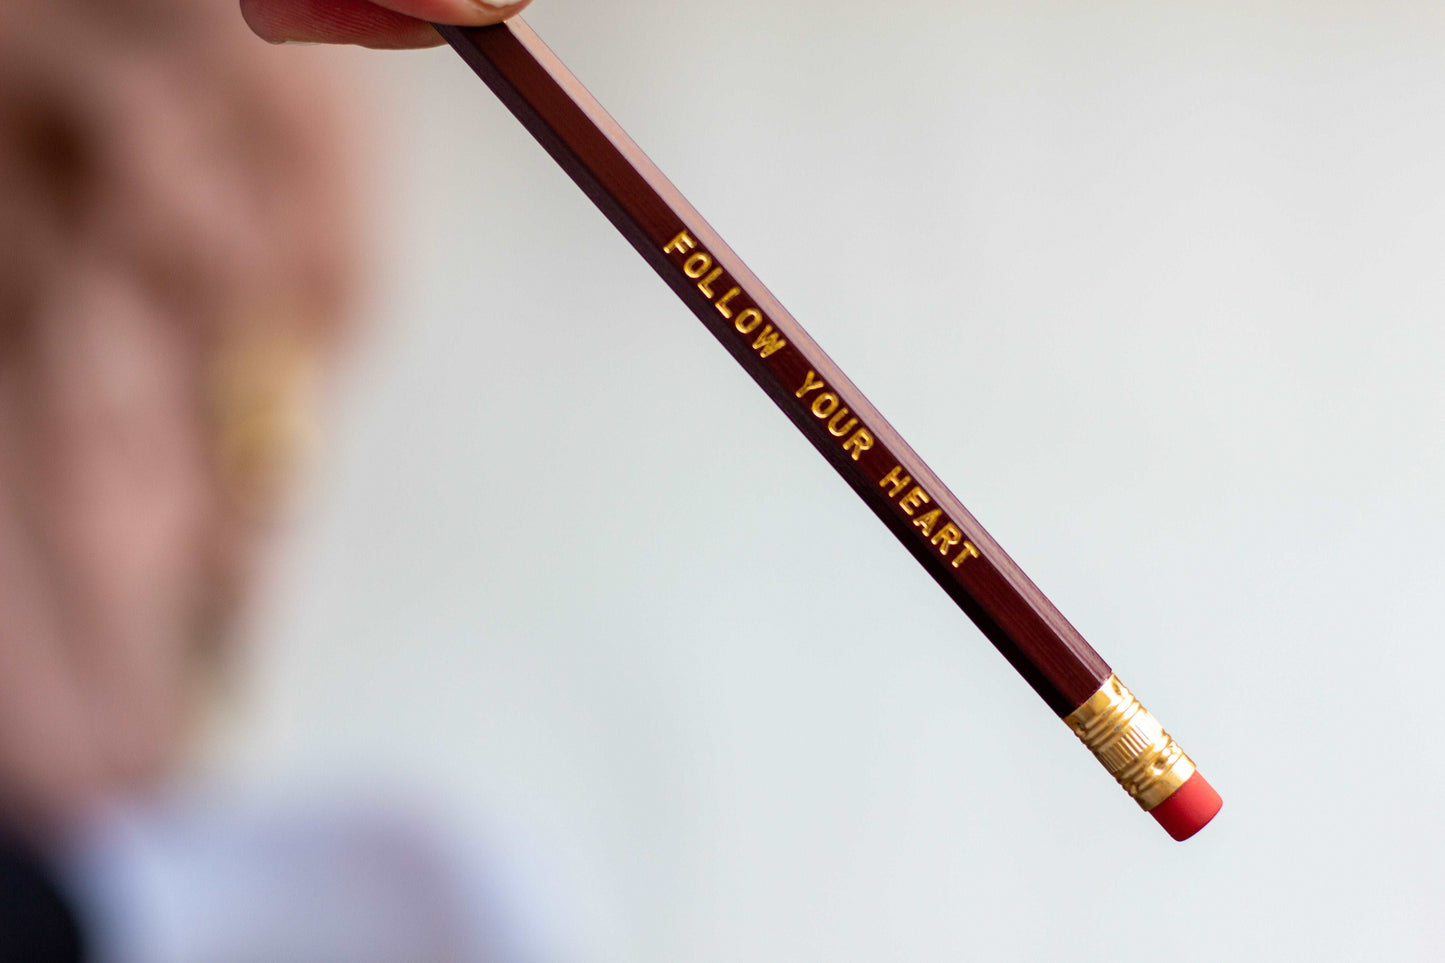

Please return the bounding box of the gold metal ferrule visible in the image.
[1064,675,1195,811]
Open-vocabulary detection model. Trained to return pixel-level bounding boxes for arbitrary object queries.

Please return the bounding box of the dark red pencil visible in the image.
[435,17,1221,840]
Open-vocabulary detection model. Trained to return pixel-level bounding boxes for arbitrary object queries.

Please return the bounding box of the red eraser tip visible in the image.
[1149,771,1222,841]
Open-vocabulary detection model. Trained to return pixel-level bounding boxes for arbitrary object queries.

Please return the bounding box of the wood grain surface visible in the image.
[437,19,1112,716]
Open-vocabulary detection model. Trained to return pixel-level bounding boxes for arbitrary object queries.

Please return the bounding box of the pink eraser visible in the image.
[1150,771,1222,841]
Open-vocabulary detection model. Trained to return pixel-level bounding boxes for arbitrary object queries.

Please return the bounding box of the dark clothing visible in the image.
[0,837,83,963]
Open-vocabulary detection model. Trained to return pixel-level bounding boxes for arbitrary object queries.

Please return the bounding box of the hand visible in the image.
[240,0,533,49]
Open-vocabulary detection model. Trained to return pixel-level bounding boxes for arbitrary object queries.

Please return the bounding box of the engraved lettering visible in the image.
[912,509,942,537]
[683,253,713,278]
[751,324,787,358]
[663,230,697,255]
[795,370,826,399]
[899,486,931,516]
[826,409,857,438]
[842,428,873,461]
[810,392,840,419]
[735,308,764,334]
[951,540,981,568]
[697,266,724,297]
[663,235,785,357]
[931,523,962,555]
[880,465,911,497]
[714,286,741,318]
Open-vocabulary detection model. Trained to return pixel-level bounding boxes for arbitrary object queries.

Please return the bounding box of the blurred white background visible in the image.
[212,1,1444,959]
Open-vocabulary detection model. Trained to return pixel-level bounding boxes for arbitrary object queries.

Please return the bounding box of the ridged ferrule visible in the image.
[1063,675,1196,811]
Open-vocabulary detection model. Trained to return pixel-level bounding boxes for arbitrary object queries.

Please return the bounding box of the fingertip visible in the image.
[469,0,533,24]
[379,0,533,28]
[238,0,286,44]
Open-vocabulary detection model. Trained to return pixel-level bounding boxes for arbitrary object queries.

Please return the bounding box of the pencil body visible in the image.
[438,19,1220,838]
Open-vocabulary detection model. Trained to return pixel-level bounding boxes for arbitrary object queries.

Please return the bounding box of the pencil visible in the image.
[435,17,1222,841]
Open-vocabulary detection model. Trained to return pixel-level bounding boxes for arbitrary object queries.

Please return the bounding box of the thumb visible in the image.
[241,0,531,49]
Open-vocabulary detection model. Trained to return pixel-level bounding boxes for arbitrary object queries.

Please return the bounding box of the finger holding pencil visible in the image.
[240,0,531,48]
